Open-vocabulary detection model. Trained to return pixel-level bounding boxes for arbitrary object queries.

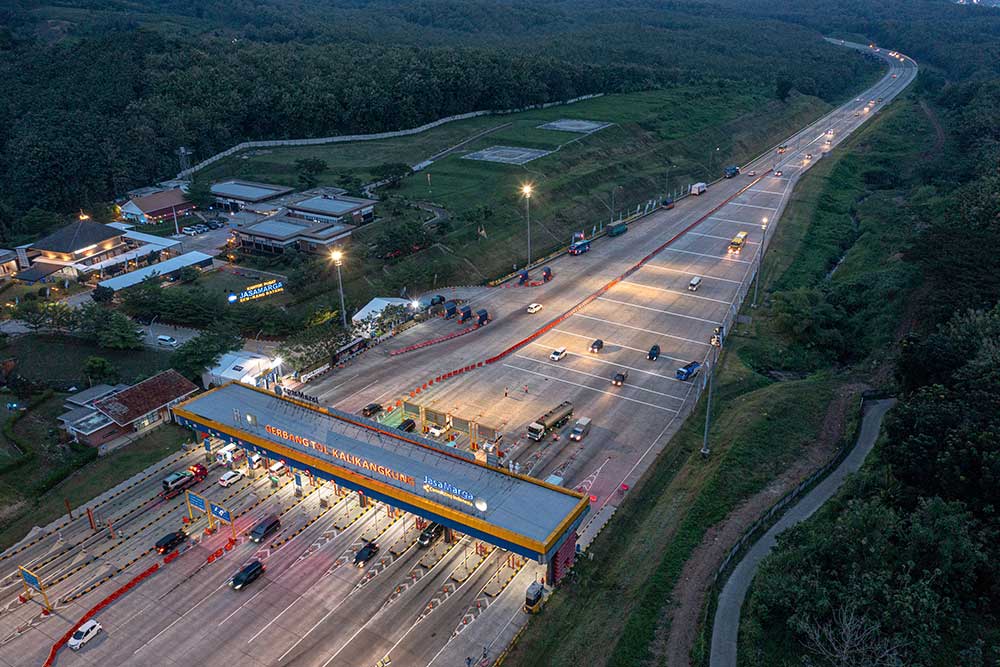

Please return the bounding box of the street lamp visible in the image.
[753,217,769,308]
[610,185,623,225]
[331,249,347,328]
[521,184,533,266]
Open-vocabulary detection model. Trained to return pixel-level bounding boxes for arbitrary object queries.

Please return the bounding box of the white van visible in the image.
[550,347,567,361]
[268,461,287,476]
[691,182,707,195]
[215,444,244,465]
[156,335,179,348]
[248,453,263,469]
[569,417,592,441]
[688,276,702,292]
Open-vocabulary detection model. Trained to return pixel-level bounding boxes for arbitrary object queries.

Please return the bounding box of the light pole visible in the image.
[331,249,347,328]
[664,164,675,202]
[521,184,533,266]
[752,217,768,308]
[701,346,716,459]
[610,185,622,225]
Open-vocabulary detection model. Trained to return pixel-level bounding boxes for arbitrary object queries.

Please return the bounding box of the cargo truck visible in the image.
[724,166,741,178]
[691,182,707,195]
[608,222,628,237]
[527,401,574,441]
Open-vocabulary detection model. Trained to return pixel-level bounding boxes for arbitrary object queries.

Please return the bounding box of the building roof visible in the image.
[31,221,122,254]
[66,383,122,407]
[122,230,181,249]
[12,261,63,283]
[352,297,411,323]
[98,251,213,292]
[205,351,276,384]
[93,370,199,427]
[173,383,588,556]
[70,411,114,436]
[241,216,353,242]
[127,189,191,215]
[211,180,294,203]
[287,195,376,218]
[0,249,17,264]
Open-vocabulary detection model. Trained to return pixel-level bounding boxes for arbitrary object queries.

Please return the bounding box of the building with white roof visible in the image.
[286,194,376,225]
[211,180,295,210]
[201,351,281,389]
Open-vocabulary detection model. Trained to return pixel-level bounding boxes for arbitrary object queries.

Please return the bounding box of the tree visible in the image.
[170,330,243,382]
[91,285,115,303]
[15,208,63,240]
[76,304,142,349]
[295,158,328,189]
[82,356,120,386]
[185,176,215,209]
[13,300,50,332]
[775,78,793,102]
[175,266,200,283]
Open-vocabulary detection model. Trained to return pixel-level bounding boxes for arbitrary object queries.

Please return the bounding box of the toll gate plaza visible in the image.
[172,382,588,578]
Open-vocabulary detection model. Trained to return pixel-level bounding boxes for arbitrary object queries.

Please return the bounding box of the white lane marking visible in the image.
[621,281,732,305]
[727,202,776,211]
[247,587,303,643]
[218,586,270,627]
[596,296,724,325]
[640,263,742,284]
[134,581,230,654]
[514,352,685,388]
[573,314,711,347]
[657,247,751,264]
[542,331,686,364]
[503,364,679,412]
[687,231,759,244]
[746,188,786,196]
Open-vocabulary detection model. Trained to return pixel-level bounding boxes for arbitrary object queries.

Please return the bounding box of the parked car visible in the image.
[219,470,243,487]
[589,339,604,353]
[230,560,265,590]
[526,303,543,314]
[206,220,224,230]
[428,424,447,438]
[156,335,179,348]
[398,418,416,433]
[354,541,380,567]
[361,403,383,418]
[181,226,198,236]
[193,224,209,233]
[550,347,567,361]
[68,620,102,650]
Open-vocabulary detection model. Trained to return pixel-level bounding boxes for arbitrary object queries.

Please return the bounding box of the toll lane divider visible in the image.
[43,562,160,667]
[234,477,293,525]
[267,501,335,553]
[389,323,484,357]
[400,175,769,398]
[0,449,192,566]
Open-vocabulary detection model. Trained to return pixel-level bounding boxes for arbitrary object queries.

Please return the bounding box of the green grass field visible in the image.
[4,334,174,386]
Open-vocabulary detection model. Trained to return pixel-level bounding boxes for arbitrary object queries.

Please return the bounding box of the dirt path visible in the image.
[652,382,867,667]
[919,100,945,158]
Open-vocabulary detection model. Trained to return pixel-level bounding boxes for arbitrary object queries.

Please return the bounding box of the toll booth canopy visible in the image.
[173,383,589,562]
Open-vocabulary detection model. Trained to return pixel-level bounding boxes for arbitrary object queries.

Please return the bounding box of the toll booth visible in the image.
[458,305,472,323]
[476,309,489,326]
[524,581,544,613]
[542,267,552,282]
[443,301,457,319]
[518,269,529,285]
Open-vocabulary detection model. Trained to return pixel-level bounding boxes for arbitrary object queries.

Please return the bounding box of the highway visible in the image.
[0,42,914,667]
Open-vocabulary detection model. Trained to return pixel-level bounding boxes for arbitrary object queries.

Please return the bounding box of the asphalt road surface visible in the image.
[0,42,914,667]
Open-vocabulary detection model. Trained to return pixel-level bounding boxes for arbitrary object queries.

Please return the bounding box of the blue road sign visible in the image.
[188,492,207,513]
[20,568,41,592]
[203,438,212,453]
[294,473,302,486]
[210,503,232,524]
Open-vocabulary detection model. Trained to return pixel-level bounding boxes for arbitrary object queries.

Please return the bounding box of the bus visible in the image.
[728,231,749,254]
[568,239,591,255]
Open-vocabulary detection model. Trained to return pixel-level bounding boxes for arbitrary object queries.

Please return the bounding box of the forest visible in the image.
[0,0,877,240]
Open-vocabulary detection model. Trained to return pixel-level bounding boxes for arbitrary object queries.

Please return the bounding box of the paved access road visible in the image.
[709,398,896,667]
[0,42,913,667]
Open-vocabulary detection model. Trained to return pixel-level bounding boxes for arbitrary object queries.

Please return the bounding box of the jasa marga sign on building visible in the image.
[228,279,284,304]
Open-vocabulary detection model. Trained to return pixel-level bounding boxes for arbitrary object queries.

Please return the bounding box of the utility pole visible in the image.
[701,347,716,458]
[521,184,533,266]
[753,217,768,308]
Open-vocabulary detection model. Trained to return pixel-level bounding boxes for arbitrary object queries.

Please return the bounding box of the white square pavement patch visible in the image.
[537,119,611,133]
[462,146,552,165]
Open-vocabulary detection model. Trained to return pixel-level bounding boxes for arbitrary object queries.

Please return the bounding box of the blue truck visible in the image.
[569,240,591,255]
[724,165,741,178]
[675,361,702,381]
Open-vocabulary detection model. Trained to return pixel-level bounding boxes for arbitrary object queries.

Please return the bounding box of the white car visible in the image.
[550,347,567,361]
[181,226,198,236]
[219,470,244,487]
[68,620,101,650]
[526,303,543,314]
[428,424,447,438]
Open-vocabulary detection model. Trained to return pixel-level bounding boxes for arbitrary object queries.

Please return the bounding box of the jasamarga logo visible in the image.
[422,476,475,506]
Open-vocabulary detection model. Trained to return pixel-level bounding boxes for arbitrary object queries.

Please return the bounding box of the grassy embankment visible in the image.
[201,81,877,306]
[3,334,173,386]
[505,89,932,667]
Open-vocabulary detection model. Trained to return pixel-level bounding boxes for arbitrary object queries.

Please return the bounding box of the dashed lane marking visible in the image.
[596,296,725,325]
[513,352,685,387]
[620,281,733,304]
[656,247,751,264]
[574,314,712,347]
[640,262,742,284]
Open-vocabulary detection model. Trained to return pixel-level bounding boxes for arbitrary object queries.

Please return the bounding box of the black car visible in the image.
[249,515,281,544]
[612,370,628,386]
[230,560,265,590]
[589,339,604,353]
[648,344,660,361]
[361,403,383,418]
[354,541,380,568]
[398,418,416,433]
[155,531,187,554]
[417,523,444,548]
[207,220,224,230]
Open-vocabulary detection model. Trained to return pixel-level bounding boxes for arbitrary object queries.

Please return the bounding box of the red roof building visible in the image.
[121,189,195,224]
[93,369,199,430]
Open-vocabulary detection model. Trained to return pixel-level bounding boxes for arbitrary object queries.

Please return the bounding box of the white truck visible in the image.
[691,182,707,195]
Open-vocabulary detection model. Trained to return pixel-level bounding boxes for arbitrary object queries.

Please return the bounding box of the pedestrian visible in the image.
[466,658,473,667]
[524,385,529,394]
[504,387,508,398]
